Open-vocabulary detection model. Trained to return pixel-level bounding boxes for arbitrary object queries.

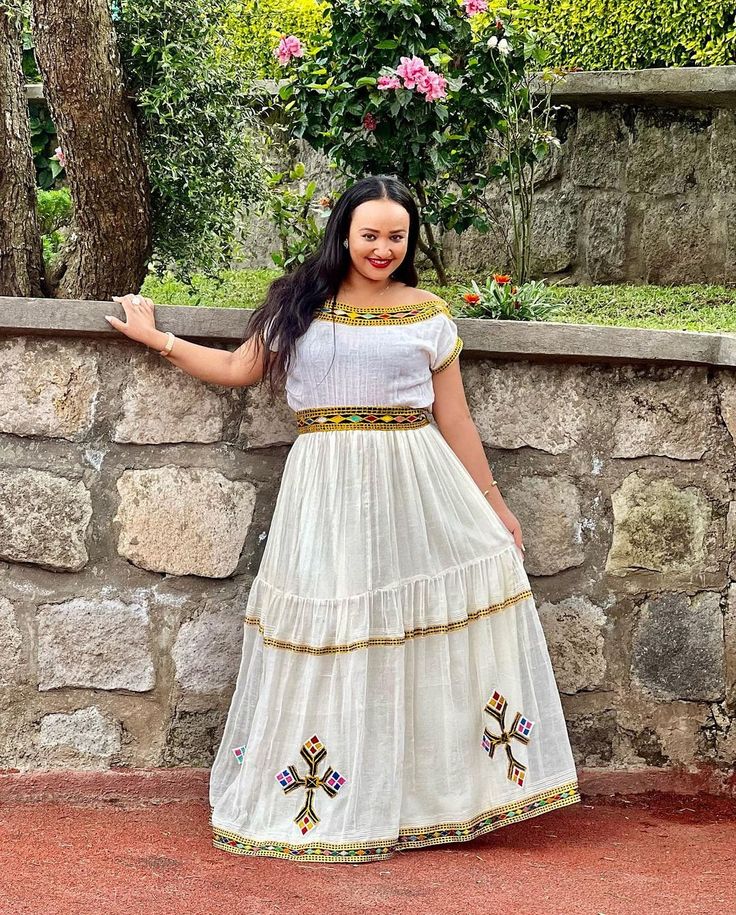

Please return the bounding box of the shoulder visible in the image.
[394,285,444,305]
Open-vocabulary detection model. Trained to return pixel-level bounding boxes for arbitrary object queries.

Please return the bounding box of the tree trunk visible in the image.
[0,7,45,296]
[31,0,152,299]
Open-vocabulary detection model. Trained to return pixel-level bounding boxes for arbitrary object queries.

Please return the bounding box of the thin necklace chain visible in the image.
[333,278,396,307]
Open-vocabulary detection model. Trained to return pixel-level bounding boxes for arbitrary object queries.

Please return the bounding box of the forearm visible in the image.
[436,416,507,513]
[142,328,235,386]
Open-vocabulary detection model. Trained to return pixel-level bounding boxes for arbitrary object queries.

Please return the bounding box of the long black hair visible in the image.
[244,174,421,396]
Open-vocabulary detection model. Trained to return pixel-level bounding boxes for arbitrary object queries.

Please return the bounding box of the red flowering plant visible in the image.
[266,0,546,285]
[455,274,564,320]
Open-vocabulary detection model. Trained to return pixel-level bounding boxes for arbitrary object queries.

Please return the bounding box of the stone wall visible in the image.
[1,297,735,786]
[236,67,736,285]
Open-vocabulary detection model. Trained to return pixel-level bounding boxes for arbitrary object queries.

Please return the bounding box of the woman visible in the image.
[106,174,580,863]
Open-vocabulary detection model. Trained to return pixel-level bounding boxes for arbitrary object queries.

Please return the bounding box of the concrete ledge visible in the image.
[1,296,735,368]
[26,66,736,110]
[541,65,736,110]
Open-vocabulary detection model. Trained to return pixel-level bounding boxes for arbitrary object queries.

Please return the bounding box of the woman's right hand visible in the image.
[105,294,158,346]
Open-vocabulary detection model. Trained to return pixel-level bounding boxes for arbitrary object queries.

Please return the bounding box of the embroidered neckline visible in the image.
[323,298,447,312]
[315,298,452,326]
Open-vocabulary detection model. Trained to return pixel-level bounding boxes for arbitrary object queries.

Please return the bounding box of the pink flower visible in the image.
[396,55,430,90]
[51,146,66,168]
[377,75,401,90]
[362,113,377,131]
[463,0,488,15]
[274,35,304,66]
[417,70,447,102]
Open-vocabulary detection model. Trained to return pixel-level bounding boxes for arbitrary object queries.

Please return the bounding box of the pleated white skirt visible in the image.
[208,420,580,862]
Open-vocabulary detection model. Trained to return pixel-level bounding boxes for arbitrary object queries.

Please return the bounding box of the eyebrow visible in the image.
[359,227,407,232]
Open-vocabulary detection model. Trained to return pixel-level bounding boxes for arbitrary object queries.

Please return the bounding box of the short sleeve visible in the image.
[429,309,463,374]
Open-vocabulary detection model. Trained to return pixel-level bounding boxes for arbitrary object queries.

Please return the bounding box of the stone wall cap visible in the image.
[1,296,735,368]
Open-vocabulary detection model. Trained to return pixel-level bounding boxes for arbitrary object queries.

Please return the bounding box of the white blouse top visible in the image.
[267,298,463,413]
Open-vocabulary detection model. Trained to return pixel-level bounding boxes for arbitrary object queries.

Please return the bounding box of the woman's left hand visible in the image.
[495,506,526,557]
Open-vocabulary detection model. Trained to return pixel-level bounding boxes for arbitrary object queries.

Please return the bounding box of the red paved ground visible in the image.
[0,790,734,915]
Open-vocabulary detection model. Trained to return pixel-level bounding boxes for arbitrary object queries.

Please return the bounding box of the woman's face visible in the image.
[345,199,411,281]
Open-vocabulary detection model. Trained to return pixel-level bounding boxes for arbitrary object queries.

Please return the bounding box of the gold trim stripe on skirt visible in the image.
[294,405,432,434]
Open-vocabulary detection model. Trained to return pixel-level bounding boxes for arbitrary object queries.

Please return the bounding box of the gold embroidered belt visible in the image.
[294,405,432,434]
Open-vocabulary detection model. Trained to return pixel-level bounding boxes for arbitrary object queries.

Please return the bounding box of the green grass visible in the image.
[141,269,736,334]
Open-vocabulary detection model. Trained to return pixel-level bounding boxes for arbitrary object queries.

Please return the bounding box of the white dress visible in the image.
[208,296,580,863]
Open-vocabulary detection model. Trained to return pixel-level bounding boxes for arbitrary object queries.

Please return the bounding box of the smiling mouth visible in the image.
[367,258,392,267]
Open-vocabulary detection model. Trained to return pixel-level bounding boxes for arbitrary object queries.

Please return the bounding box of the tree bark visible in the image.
[31,0,152,299]
[0,7,45,296]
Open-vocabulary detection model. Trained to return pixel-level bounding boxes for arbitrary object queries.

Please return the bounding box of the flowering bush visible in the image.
[269,0,541,284]
[455,275,564,321]
[263,162,331,271]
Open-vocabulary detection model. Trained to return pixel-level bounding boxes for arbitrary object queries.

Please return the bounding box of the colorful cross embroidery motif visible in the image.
[275,734,347,835]
[232,745,247,764]
[482,689,535,787]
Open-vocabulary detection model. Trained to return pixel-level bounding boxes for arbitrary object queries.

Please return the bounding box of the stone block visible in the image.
[0,469,92,571]
[538,595,608,693]
[0,338,99,440]
[162,708,225,767]
[626,113,708,197]
[172,607,243,693]
[465,362,591,455]
[113,350,230,444]
[568,109,628,189]
[630,591,724,701]
[567,709,616,767]
[640,198,713,285]
[240,383,297,448]
[37,598,155,691]
[38,706,122,759]
[502,477,585,575]
[612,365,713,459]
[582,191,627,282]
[606,472,713,581]
[0,597,23,687]
[115,467,256,578]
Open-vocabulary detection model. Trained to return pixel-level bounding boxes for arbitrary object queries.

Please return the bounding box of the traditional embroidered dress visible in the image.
[208,296,580,863]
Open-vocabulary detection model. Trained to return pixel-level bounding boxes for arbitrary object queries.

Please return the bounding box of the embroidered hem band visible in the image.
[294,405,432,434]
[210,780,581,862]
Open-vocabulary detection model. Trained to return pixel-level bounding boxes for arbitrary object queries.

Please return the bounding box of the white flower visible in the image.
[498,38,511,55]
[487,35,498,49]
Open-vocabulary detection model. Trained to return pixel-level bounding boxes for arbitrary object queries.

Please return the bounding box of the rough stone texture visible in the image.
[37,598,155,692]
[640,196,714,285]
[612,365,713,459]
[582,191,628,283]
[464,361,591,455]
[0,597,23,687]
[567,709,617,767]
[240,382,297,448]
[0,338,99,440]
[502,477,585,576]
[172,606,244,693]
[162,708,225,767]
[718,373,736,444]
[0,309,733,775]
[114,467,256,578]
[113,350,230,444]
[606,473,713,581]
[38,706,122,760]
[0,469,92,571]
[538,596,608,694]
[630,591,725,701]
[233,103,732,284]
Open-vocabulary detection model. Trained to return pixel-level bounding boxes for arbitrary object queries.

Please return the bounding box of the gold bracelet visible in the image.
[482,481,498,498]
[158,331,175,357]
